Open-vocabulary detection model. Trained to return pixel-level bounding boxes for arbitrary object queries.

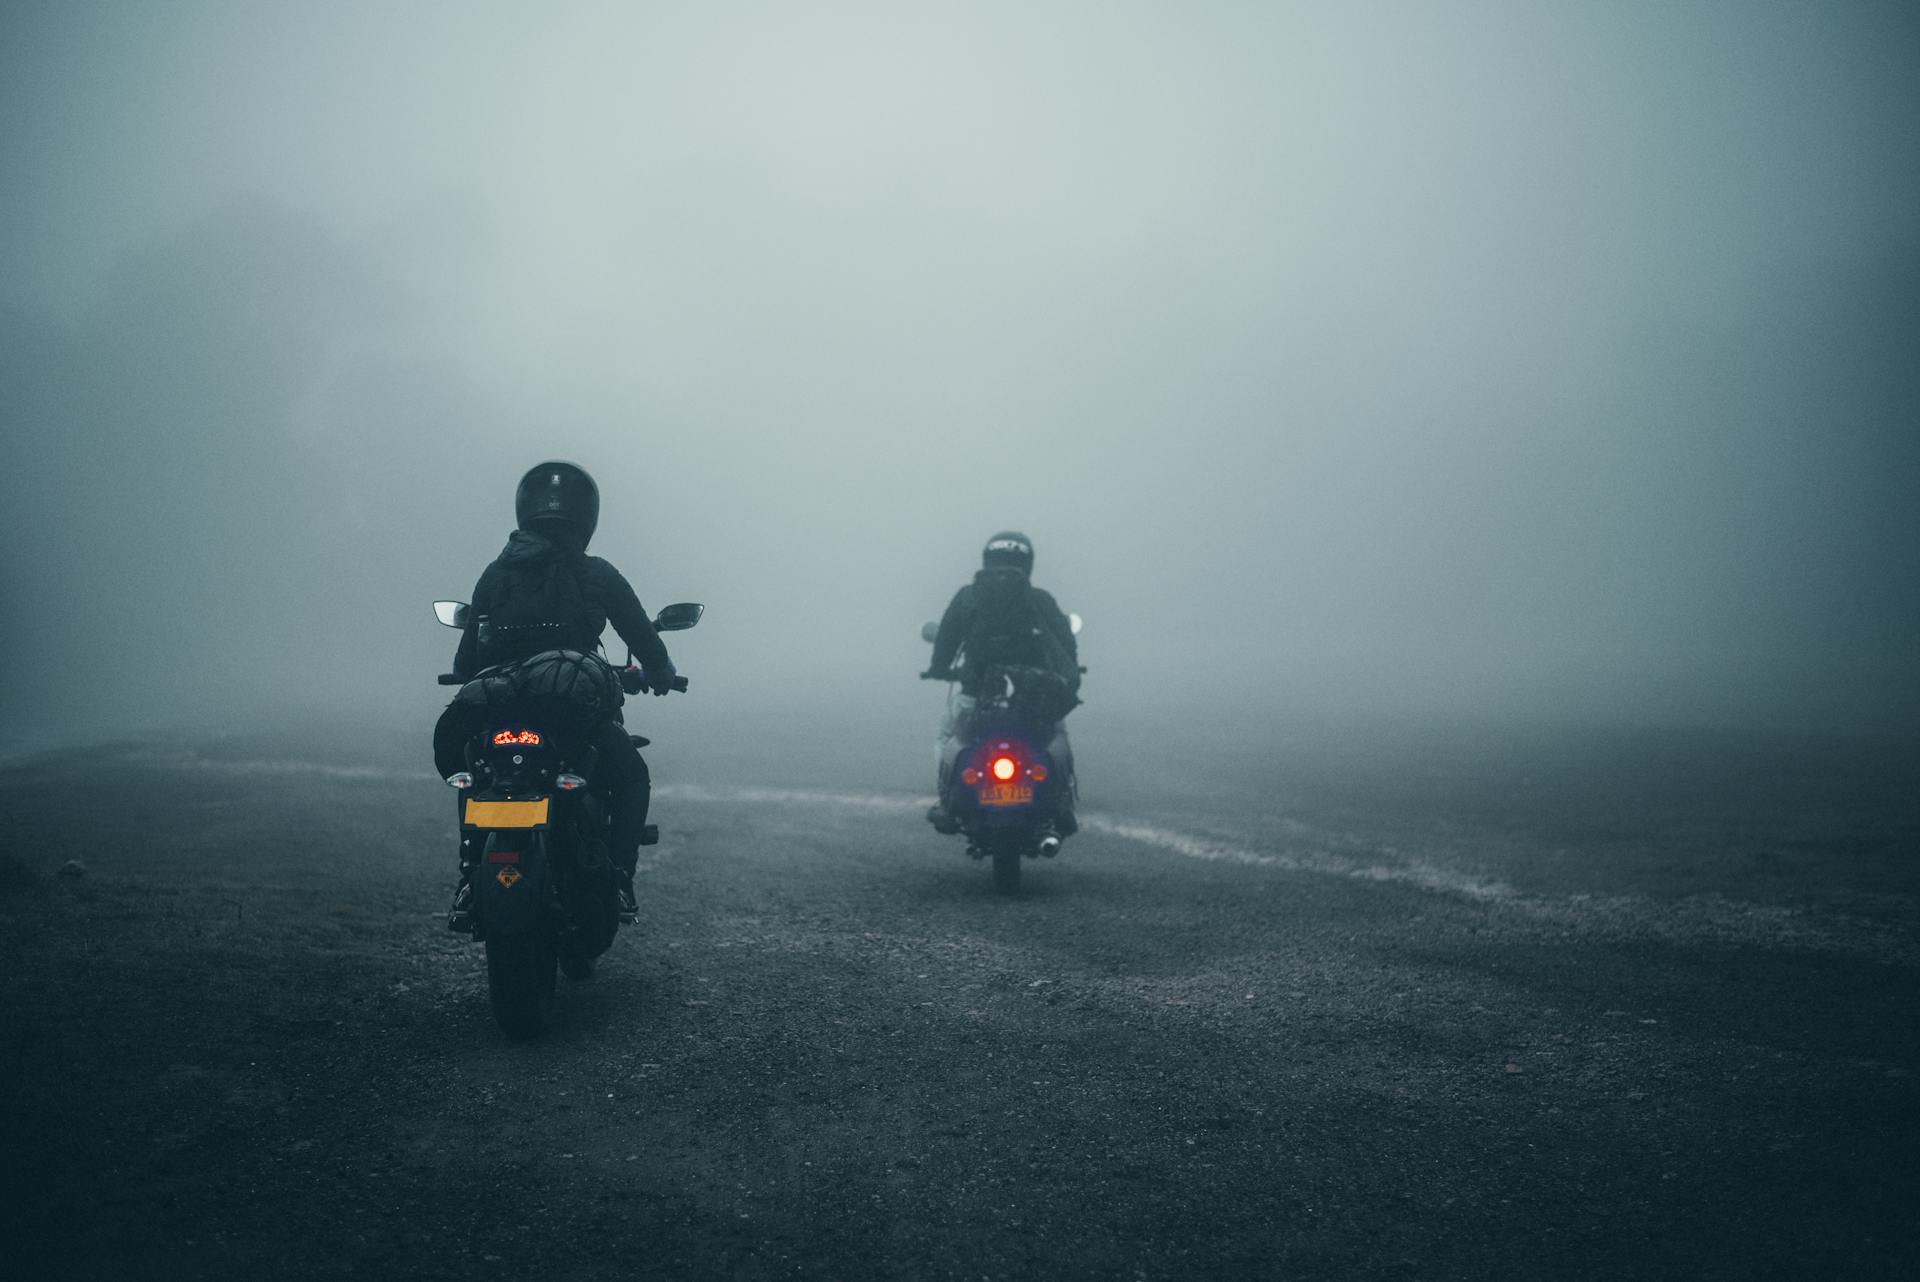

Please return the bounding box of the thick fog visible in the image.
[3,1,1916,744]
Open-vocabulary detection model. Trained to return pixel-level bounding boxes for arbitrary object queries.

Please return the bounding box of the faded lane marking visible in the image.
[659,784,923,812]
[181,755,419,782]
[654,785,1507,899]
[655,783,1913,963]
[1079,815,1514,901]
[137,764,1913,963]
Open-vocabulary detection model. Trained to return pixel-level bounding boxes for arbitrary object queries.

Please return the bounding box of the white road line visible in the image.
[656,784,922,812]
[653,783,1913,962]
[121,763,1914,962]
[652,784,1508,899]
[1079,815,1515,902]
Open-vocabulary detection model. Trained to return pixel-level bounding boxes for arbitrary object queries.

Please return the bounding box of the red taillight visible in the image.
[492,729,542,746]
[991,756,1017,782]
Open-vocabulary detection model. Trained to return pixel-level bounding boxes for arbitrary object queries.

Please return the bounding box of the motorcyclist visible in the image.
[921,531,1080,838]
[433,461,676,921]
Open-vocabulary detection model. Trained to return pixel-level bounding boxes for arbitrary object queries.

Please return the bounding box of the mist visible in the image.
[3,0,1916,744]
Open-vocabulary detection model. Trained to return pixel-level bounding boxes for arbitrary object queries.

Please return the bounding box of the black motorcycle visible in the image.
[921,615,1083,893]
[431,599,702,1038]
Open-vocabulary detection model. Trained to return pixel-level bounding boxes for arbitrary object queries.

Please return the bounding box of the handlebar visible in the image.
[438,669,689,693]
[922,665,1085,681]
[621,666,690,696]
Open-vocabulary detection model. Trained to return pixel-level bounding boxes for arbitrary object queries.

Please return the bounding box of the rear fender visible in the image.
[473,829,551,935]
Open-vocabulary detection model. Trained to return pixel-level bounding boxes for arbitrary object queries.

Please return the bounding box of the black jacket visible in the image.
[929,574,1078,692]
[451,530,672,680]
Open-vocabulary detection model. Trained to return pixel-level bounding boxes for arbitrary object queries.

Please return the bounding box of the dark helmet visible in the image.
[981,530,1034,575]
[515,461,600,546]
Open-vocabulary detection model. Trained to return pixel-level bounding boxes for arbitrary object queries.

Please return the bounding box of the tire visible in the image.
[486,930,557,1039]
[559,950,596,981]
[991,841,1022,895]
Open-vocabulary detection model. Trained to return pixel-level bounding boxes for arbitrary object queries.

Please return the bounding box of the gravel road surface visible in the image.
[2,718,1914,1280]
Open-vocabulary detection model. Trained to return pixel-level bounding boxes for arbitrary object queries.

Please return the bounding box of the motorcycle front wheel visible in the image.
[485,930,557,1039]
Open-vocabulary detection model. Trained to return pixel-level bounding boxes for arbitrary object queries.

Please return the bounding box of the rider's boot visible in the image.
[447,867,475,932]
[611,855,639,921]
[613,851,640,921]
[1053,767,1079,837]
[1038,793,1075,856]
[927,758,965,833]
[606,769,649,923]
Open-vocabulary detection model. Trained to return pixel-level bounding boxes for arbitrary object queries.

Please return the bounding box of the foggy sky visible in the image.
[3,1,1916,741]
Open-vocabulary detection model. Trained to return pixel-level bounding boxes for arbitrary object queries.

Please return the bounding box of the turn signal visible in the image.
[991,756,1017,782]
[1028,764,1048,782]
[961,766,981,786]
[445,772,474,789]
[555,773,587,791]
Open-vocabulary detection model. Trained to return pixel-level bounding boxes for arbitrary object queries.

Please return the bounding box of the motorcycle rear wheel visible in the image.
[486,930,557,1039]
[991,841,1022,894]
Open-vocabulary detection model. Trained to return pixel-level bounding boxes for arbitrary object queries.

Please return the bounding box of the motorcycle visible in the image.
[920,613,1083,893]
[431,598,703,1038]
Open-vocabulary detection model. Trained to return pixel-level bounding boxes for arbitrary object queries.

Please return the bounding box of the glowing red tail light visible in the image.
[991,756,1017,782]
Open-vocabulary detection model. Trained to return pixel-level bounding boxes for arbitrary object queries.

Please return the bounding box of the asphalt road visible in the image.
[1,716,1915,1280]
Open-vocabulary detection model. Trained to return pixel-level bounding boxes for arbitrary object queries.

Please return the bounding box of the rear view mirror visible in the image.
[920,621,939,644]
[433,600,470,629]
[654,602,705,632]
[1069,612,1083,637]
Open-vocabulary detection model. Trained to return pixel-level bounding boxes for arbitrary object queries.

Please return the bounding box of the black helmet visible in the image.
[515,461,600,546]
[981,530,1034,575]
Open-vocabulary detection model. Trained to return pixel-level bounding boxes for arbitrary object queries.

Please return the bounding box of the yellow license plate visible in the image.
[464,798,551,828]
[978,782,1034,807]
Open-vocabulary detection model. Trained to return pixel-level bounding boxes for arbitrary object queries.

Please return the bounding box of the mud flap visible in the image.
[474,831,550,937]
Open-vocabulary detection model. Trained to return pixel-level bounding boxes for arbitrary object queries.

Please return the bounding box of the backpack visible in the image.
[966,569,1083,715]
[477,549,596,667]
[966,567,1044,671]
[512,648,623,728]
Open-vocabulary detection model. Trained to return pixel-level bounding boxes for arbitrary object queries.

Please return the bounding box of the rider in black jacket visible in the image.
[925,536,1078,691]
[433,461,676,918]
[922,531,1080,838]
